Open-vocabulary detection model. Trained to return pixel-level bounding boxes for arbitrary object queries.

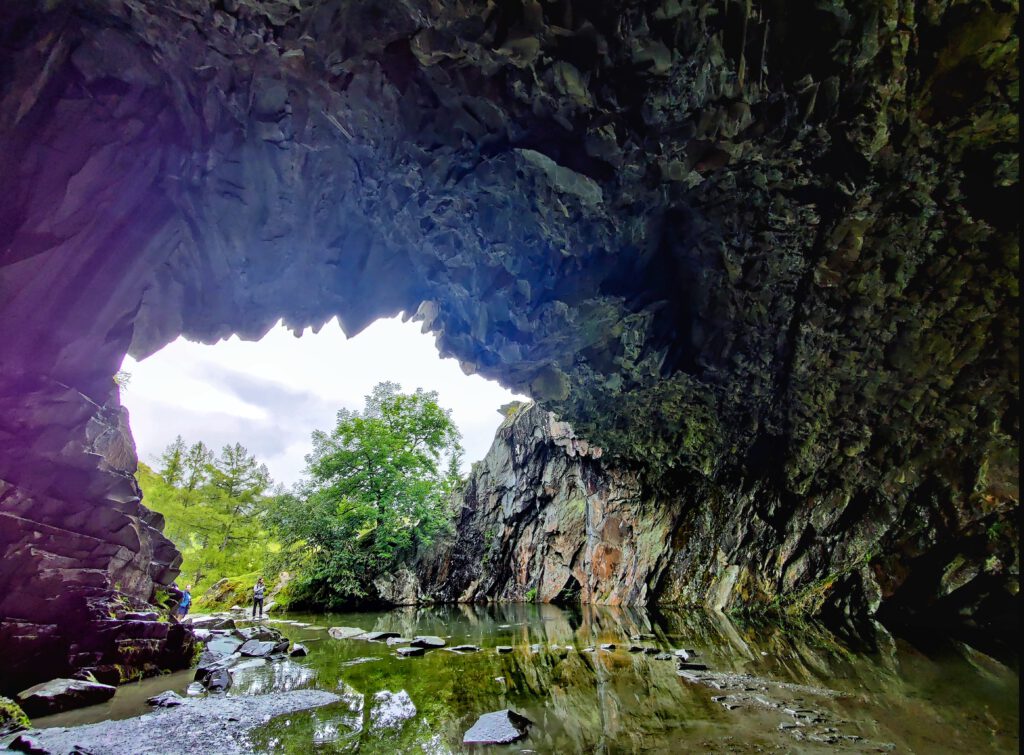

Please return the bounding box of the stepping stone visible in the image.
[450,645,480,653]
[328,626,365,640]
[397,646,426,658]
[238,640,278,658]
[496,646,513,654]
[410,635,446,649]
[628,645,644,653]
[599,643,616,651]
[463,709,532,745]
[289,643,308,657]
[359,631,401,642]
[673,648,696,660]
[677,662,709,671]
[385,637,412,646]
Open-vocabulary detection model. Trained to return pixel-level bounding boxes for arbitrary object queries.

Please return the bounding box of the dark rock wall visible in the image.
[0,0,1017,685]
[0,377,195,694]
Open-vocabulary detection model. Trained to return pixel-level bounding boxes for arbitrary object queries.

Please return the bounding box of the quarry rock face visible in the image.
[0,0,1018,687]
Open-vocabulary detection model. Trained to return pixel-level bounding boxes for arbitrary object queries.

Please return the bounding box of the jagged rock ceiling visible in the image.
[0,0,1018,664]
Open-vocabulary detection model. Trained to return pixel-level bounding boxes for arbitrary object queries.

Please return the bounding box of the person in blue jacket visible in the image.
[177,585,192,617]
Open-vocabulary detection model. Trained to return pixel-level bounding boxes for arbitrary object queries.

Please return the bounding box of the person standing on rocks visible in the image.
[252,577,266,619]
[178,585,192,617]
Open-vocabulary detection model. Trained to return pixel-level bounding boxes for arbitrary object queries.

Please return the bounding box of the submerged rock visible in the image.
[369,690,417,731]
[463,709,533,745]
[16,679,116,717]
[396,647,425,658]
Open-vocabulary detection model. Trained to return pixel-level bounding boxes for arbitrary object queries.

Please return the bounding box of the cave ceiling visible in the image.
[0,0,1017,504]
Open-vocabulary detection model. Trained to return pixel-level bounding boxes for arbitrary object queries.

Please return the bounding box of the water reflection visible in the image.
[32,603,1018,754]
[245,604,1018,754]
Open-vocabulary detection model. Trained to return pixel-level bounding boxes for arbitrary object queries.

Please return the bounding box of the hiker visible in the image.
[178,585,192,617]
[252,577,266,619]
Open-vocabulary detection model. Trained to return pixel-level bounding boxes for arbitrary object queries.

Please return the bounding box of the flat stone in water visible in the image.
[238,639,278,657]
[290,643,308,657]
[450,644,479,653]
[600,643,616,651]
[359,631,401,642]
[385,636,412,646]
[463,709,533,745]
[410,635,446,648]
[496,646,513,654]
[396,646,426,658]
[327,626,365,640]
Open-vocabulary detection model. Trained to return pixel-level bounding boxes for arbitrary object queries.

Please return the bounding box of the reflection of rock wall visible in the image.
[0,376,195,694]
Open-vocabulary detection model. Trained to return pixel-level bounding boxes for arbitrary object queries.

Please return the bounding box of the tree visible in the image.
[269,382,463,608]
[140,438,277,596]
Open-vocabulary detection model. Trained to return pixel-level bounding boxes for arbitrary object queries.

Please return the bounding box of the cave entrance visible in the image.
[121,314,526,487]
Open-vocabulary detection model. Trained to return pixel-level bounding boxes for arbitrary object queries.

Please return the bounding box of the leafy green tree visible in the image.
[269,382,463,608]
[138,439,277,598]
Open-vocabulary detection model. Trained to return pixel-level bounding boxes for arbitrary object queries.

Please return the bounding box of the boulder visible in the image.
[146,690,184,707]
[463,709,533,745]
[410,636,446,649]
[16,679,116,717]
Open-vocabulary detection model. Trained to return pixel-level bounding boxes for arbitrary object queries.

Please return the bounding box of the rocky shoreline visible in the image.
[7,691,340,755]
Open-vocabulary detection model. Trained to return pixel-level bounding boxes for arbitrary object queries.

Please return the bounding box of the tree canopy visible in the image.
[269,382,463,608]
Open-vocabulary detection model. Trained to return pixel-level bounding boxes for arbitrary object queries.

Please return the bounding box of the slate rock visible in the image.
[328,627,365,640]
[599,643,616,651]
[16,679,116,717]
[358,631,401,642]
[146,690,185,707]
[396,646,425,658]
[463,709,533,745]
[496,646,513,654]
[289,643,308,657]
[410,636,446,649]
[450,645,479,653]
[204,668,232,692]
[238,640,277,658]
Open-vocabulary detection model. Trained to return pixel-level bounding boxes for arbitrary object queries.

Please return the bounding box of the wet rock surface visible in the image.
[15,680,116,718]
[463,709,533,745]
[17,691,339,755]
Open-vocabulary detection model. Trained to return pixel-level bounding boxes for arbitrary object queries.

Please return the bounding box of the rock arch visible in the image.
[1,0,1017,691]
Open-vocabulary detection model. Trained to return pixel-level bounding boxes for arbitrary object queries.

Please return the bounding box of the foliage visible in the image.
[0,696,30,736]
[268,382,463,609]
[137,439,279,599]
[525,588,538,602]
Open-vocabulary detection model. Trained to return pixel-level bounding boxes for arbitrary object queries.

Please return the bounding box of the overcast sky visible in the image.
[120,316,527,488]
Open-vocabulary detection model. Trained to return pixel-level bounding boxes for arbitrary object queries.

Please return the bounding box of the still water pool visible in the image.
[35,604,1019,753]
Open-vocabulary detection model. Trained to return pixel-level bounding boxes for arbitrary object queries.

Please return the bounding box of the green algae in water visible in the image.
[242,604,1019,754]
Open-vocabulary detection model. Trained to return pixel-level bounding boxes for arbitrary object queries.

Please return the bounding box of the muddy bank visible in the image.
[11,691,338,755]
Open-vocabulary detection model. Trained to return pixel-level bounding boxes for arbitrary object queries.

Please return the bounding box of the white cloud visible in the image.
[120,316,527,486]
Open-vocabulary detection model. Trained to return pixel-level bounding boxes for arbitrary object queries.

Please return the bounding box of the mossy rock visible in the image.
[195,573,278,612]
[0,695,31,737]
